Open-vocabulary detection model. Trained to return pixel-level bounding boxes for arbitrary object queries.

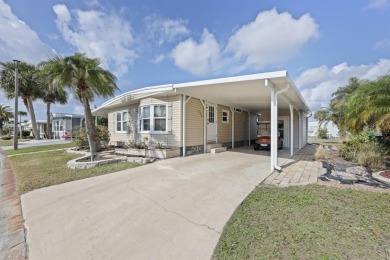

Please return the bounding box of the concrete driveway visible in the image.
[22,149,273,260]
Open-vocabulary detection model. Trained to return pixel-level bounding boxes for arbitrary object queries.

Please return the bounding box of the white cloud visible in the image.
[296,59,390,110]
[53,4,136,77]
[373,38,390,49]
[171,29,222,76]
[225,8,319,68]
[365,0,390,9]
[144,15,190,45]
[170,9,319,76]
[153,54,165,64]
[0,0,55,64]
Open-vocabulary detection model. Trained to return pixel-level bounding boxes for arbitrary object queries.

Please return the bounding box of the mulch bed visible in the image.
[379,170,390,179]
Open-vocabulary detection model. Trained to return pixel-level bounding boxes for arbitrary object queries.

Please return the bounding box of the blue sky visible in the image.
[0,0,389,120]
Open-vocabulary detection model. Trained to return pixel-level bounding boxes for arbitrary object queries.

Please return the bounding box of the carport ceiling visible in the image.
[174,70,310,114]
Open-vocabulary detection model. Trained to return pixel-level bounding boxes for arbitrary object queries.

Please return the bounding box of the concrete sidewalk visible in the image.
[2,139,72,150]
[0,150,26,260]
[22,150,272,260]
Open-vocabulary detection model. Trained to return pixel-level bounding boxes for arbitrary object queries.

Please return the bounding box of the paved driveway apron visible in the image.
[22,150,271,260]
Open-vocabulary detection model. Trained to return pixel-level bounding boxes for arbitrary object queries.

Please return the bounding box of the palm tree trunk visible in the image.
[0,119,3,136]
[81,96,100,161]
[46,102,52,139]
[26,97,40,140]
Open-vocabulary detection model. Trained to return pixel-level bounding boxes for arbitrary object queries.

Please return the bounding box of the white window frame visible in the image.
[222,109,229,123]
[116,110,128,133]
[140,104,168,134]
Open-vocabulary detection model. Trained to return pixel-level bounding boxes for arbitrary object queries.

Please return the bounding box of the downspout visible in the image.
[271,83,291,171]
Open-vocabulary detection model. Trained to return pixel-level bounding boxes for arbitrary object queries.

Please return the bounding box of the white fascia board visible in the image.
[93,84,174,113]
[174,70,287,89]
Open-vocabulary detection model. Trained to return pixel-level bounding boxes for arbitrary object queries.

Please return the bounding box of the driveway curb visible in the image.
[0,149,27,260]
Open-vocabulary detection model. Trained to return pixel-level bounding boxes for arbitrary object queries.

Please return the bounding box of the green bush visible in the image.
[340,131,385,168]
[357,142,384,169]
[21,130,30,137]
[73,125,110,150]
[1,135,12,140]
[317,128,328,139]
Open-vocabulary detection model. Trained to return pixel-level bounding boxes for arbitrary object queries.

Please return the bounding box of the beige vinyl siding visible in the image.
[217,105,232,143]
[185,97,204,146]
[108,104,138,144]
[139,95,182,147]
[234,111,248,141]
[107,95,182,147]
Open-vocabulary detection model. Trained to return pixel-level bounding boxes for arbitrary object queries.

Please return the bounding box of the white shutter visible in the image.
[167,102,172,133]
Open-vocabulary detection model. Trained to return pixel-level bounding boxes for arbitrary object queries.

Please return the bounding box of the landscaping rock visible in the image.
[331,170,358,182]
[334,162,347,171]
[346,166,368,177]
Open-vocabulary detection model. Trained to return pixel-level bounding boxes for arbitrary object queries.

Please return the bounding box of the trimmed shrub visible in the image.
[1,135,12,140]
[73,125,110,150]
[21,130,30,138]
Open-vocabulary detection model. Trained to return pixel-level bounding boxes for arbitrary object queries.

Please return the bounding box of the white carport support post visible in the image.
[298,110,302,149]
[182,95,192,157]
[182,95,186,157]
[267,79,291,171]
[289,104,294,157]
[248,112,251,146]
[230,107,235,148]
[265,79,278,172]
[200,100,207,153]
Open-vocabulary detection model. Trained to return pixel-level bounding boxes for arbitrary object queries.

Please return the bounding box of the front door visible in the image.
[207,104,217,143]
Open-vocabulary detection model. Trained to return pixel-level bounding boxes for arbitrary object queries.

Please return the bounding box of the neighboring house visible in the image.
[308,120,340,138]
[51,113,84,139]
[93,71,311,172]
[21,120,47,139]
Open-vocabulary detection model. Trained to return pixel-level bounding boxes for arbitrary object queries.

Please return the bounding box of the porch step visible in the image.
[210,147,227,154]
[207,143,222,153]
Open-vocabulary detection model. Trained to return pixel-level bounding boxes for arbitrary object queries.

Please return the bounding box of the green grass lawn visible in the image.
[0,138,31,146]
[5,142,76,155]
[10,150,140,194]
[214,185,390,260]
[308,137,343,144]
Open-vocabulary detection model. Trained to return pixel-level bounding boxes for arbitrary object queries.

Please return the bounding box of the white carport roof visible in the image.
[93,70,310,116]
[174,70,309,114]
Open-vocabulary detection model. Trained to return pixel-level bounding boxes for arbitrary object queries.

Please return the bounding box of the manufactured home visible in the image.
[93,71,310,171]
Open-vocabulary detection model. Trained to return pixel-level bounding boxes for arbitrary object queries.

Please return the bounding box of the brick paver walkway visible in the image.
[262,144,319,187]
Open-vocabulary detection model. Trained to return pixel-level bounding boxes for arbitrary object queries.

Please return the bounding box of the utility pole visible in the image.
[13,60,20,150]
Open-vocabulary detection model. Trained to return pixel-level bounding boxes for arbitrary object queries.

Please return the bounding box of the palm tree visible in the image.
[17,111,27,138]
[0,104,14,136]
[39,53,118,159]
[328,77,362,135]
[344,75,390,133]
[42,90,68,139]
[37,65,69,139]
[0,61,42,139]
